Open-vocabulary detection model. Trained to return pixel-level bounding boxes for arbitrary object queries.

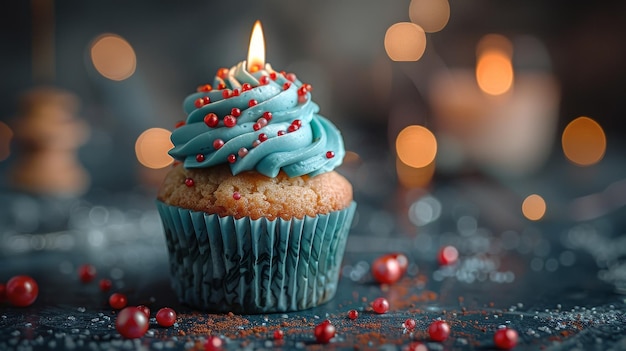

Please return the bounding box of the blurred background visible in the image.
[0,0,625,234]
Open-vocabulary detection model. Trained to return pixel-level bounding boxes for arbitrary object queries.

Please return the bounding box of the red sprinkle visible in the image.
[238,147,248,158]
[326,151,335,159]
[196,154,205,162]
[241,83,252,91]
[348,310,359,320]
[175,120,186,128]
[231,108,241,117]
[277,130,286,136]
[222,89,232,99]
[217,68,229,79]
[197,84,212,92]
[285,72,297,82]
[288,124,299,133]
[283,82,291,90]
[269,72,277,80]
[217,82,226,90]
[372,297,389,314]
[204,113,219,128]
[263,111,273,121]
[227,154,236,163]
[253,123,261,131]
[273,329,284,340]
[233,192,241,200]
[232,89,240,97]
[223,115,237,128]
[184,178,194,187]
[213,139,224,150]
[258,133,268,142]
[292,119,302,127]
[259,76,270,85]
[297,86,308,96]
[404,318,417,330]
[78,264,97,283]
[248,99,258,107]
[194,98,205,109]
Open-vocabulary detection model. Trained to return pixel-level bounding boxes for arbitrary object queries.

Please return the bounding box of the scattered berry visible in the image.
[348,310,359,320]
[371,253,405,285]
[99,278,112,292]
[115,307,149,339]
[78,264,97,283]
[273,329,284,340]
[233,192,241,200]
[156,307,177,327]
[372,297,390,314]
[205,335,223,351]
[438,246,458,265]
[494,327,518,349]
[314,320,335,344]
[184,178,195,187]
[6,275,38,307]
[136,305,150,318]
[109,293,127,310]
[404,318,417,330]
[428,320,451,342]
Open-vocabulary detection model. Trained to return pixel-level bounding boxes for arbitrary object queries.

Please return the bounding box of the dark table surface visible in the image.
[1,154,626,351]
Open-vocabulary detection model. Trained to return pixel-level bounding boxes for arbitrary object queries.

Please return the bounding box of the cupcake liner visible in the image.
[156,200,356,314]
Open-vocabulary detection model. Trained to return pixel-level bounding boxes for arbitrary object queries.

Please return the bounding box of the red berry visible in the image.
[175,120,186,128]
[233,192,241,200]
[99,278,112,292]
[204,113,219,128]
[428,320,450,342]
[277,130,286,136]
[109,293,127,309]
[238,147,248,158]
[248,99,258,107]
[404,318,417,330]
[371,253,404,285]
[347,310,358,320]
[223,115,237,128]
[6,275,38,307]
[258,133,268,142]
[438,245,459,265]
[259,76,270,85]
[326,151,335,159]
[227,154,236,163]
[372,297,389,314]
[205,336,223,351]
[115,307,148,339]
[217,68,229,79]
[494,327,518,349]
[253,123,261,131]
[156,307,177,327]
[194,98,205,108]
[232,89,240,97]
[231,108,241,117]
[217,82,226,90]
[273,329,284,340]
[78,264,97,283]
[263,111,272,121]
[197,84,212,92]
[242,83,252,91]
[288,124,299,133]
[136,305,150,318]
[269,72,277,80]
[184,178,194,187]
[292,119,302,127]
[222,89,231,99]
[0,283,6,302]
[196,154,205,162]
[314,321,335,344]
[213,139,224,150]
[283,82,291,90]
[297,86,308,96]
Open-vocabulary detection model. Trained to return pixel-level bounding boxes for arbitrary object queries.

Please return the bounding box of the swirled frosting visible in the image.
[169,62,345,178]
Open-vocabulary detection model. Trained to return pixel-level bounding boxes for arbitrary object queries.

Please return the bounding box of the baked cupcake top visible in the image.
[169,62,345,178]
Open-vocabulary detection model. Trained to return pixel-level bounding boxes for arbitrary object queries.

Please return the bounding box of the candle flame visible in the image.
[247,21,265,72]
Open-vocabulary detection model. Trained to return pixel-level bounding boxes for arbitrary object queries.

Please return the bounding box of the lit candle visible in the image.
[247,20,265,72]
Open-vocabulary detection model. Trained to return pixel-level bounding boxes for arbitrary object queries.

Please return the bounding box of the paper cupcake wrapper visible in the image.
[156,200,356,314]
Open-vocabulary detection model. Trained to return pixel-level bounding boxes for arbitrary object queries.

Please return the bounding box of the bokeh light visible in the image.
[562,116,606,166]
[476,34,513,58]
[396,125,438,168]
[0,121,13,161]
[135,128,174,169]
[90,34,136,81]
[384,22,427,62]
[408,0,450,33]
[476,50,514,95]
[396,157,435,189]
[522,194,546,221]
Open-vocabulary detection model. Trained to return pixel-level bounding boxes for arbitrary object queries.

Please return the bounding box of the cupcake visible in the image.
[156,26,356,313]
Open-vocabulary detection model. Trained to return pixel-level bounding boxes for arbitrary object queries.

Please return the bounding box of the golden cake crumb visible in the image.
[157,164,353,220]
